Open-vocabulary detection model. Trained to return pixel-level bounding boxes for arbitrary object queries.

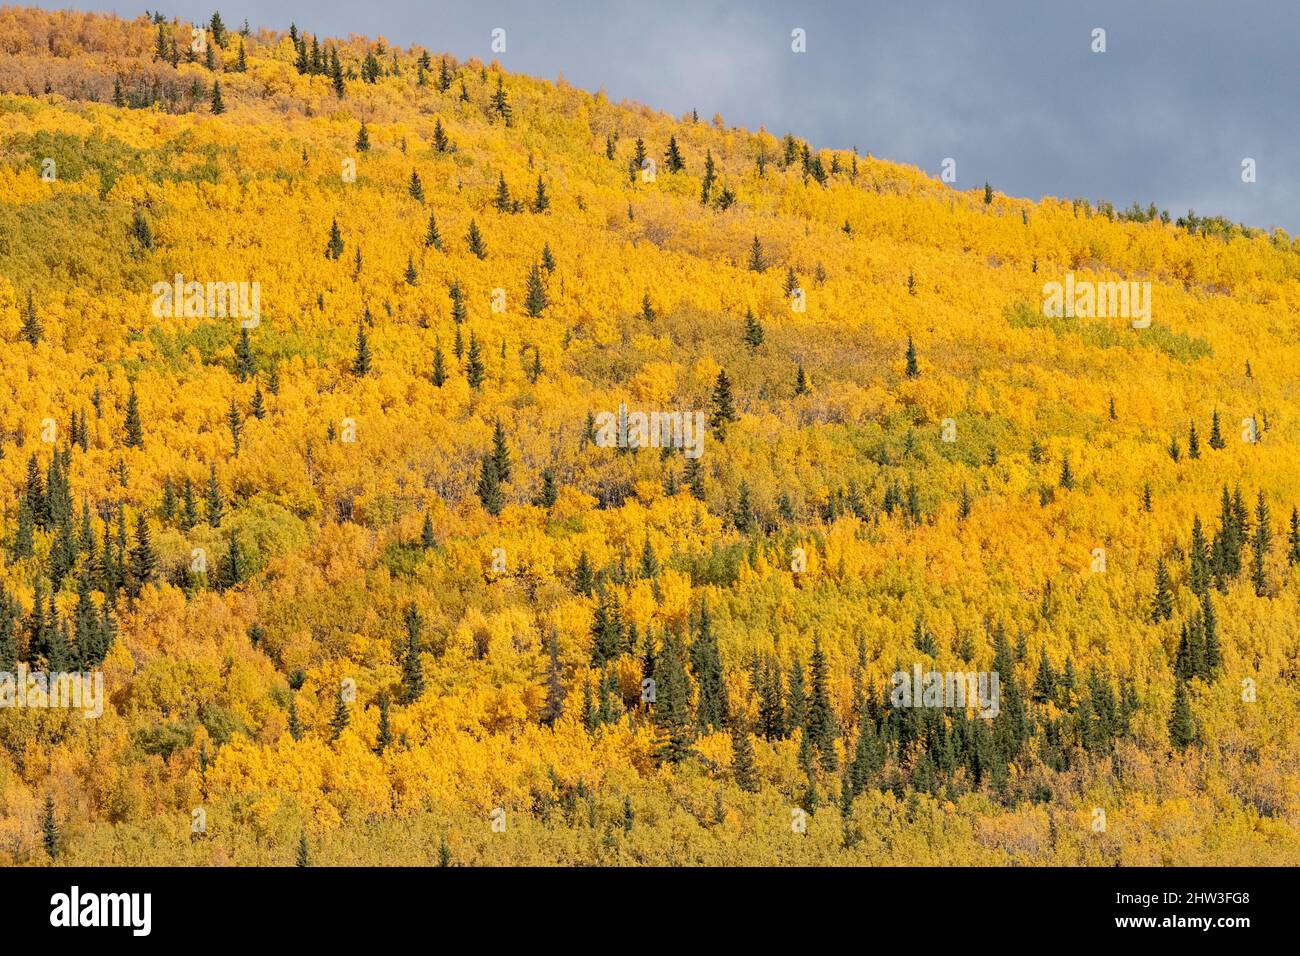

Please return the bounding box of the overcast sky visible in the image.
[48,0,1300,232]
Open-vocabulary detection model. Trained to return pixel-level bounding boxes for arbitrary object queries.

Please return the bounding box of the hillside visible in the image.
[0,5,1298,865]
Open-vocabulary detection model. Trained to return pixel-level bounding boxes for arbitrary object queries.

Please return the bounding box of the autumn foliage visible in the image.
[0,6,1298,865]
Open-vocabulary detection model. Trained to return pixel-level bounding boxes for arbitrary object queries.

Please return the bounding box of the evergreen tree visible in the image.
[123,385,144,448]
[756,655,786,740]
[491,171,513,213]
[361,50,380,83]
[534,468,558,508]
[419,511,437,550]
[847,709,882,796]
[912,614,937,656]
[329,683,350,741]
[574,551,596,596]
[1151,558,1174,622]
[524,263,548,317]
[331,49,345,97]
[640,535,659,578]
[541,630,565,726]
[488,420,512,484]
[424,212,442,250]
[1252,491,1271,596]
[743,309,764,350]
[781,268,799,298]
[296,830,310,866]
[205,464,223,527]
[1168,679,1195,751]
[448,281,467,324]
[397,604,425,705]
[432,117,449,153]
[1188,420,1201,459]
[235,326,255,380]
[582,676,598,733]
[374,694,393,754]
[288,693,303,741]
[465,333,485,388]
[20,290,41,345]
[180,477,199,531]
[532,175,550,213]
[794,364,810,396]
[905,335,919,378]
[1189,514,1212,594]
[1033,648,1056,704]
[1173,622,1200,681]
[806,636,840,770]
[1208,409,1226,449]
[1059,455,1075,491]
[404,255,419,286]
[127,513,156,599]
[476,455,504,516]
[41,796,59,860]
[700,150,716,204]
[210,80,224,114]
[13,496,35,560]
[746,235,766,272]
[352,320,372,376]
[490,74,511,123]
[355,121,370,152]
[227,398,242,453]
[325,217,344,259]
[431,344,447,387]
[709,369,737,435]
[731,721,758,791]
[786,658,807,731]
[209,12,227,47]
[250,381,266,420]
[0,590,18,672]
[652,630,695,764]
[589,590,624,666]
[1201,591,1221,677]
[690,603,729,731]
[217,528,242,590]
[465,219,487,259]
[664,135,685,173]
[958,484,973,521]
[732,482,756,533]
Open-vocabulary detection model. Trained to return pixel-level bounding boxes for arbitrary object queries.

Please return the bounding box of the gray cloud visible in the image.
[47,0,1298,230]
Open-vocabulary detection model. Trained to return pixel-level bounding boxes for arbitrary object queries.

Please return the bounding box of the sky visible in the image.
[39,0,1300,232]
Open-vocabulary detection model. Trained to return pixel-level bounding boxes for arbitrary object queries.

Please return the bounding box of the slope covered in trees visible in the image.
[0,6,1298,865]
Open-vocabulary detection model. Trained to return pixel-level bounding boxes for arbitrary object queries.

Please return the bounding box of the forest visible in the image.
[0,5,1297,865]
